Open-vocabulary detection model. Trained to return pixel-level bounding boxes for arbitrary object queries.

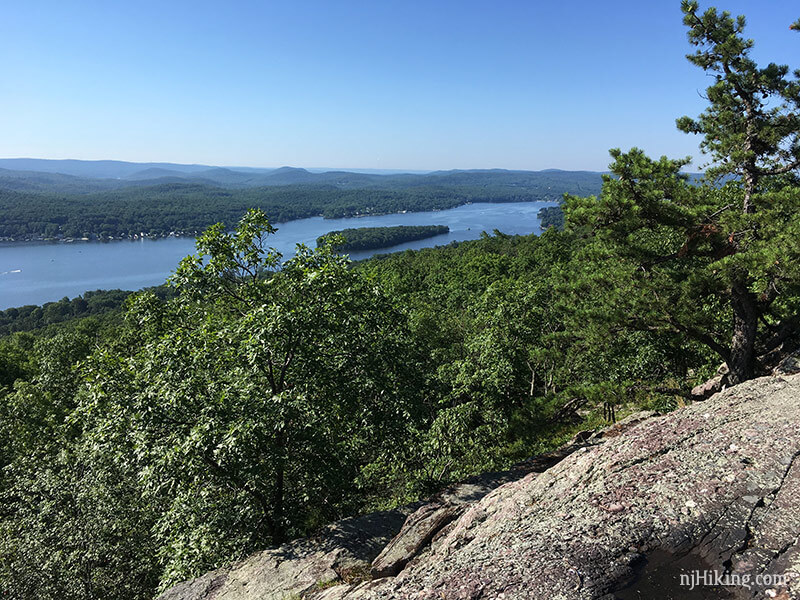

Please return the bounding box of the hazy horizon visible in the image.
[0,156,608,175]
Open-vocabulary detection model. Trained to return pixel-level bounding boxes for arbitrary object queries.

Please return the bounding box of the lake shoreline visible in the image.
[0,201,481,244]
[0,201,557,309]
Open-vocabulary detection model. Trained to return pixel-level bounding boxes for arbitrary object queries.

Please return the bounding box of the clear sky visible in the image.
[1,1,797,171]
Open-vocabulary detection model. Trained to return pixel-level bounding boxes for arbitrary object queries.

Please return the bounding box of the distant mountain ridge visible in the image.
[0,158,215,179]
[0,158,606,195]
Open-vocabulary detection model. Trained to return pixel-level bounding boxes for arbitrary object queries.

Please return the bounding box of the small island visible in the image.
[317,224,449,252]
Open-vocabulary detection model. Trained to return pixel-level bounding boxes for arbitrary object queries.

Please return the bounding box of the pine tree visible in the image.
[565,3,800,385]
[677,1,800,382]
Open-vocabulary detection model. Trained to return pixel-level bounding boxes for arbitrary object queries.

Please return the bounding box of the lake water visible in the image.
[0,201,556,309]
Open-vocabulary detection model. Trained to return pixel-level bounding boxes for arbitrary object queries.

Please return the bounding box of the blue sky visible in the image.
[1,1,797,171]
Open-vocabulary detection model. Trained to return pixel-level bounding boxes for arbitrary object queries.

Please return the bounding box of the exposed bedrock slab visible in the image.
[160,375,800,600]
[313,375,800,600]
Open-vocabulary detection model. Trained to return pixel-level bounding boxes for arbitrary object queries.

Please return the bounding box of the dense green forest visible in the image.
[3,214,708,599]
[0,290,129,336]
[317,225,449,251]
[0,288,178,337]
[0,170,600,241]
[0,4,798,599]
[537,206,564,230]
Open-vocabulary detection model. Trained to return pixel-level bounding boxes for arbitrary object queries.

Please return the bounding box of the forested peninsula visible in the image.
[537,206,564,230]
[317,225,449,252]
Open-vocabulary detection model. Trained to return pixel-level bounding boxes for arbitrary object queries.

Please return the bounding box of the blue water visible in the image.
[0,201,556,309]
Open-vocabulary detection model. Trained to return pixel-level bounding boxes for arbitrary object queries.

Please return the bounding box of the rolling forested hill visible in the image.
[0,167,600,240]
[0,158,603,191]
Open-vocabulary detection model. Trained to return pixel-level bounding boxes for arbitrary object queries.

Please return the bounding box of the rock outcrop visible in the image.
[160,374,800,600]
[156,508,415,600]
[367,411,655,582]
[775,350,800,376]
[691,363,730,399]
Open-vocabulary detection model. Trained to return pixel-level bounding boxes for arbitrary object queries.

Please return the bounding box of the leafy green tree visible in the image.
[80,209,421,586]
[0,333,34,393]
[0,324,157,600]
[0,444,158,600]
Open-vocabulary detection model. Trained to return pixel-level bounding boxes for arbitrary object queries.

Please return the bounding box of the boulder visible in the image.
[156,507,415,600]
[370,502,465,578]
[691,362,730,399]
[774,350,800,376]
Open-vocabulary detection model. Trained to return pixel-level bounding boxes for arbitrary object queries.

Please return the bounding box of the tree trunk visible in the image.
[272,428,287,544]
[728,279,758,384]
[272,466,285,544]
[742,168,758,215]
[527,361,535,396]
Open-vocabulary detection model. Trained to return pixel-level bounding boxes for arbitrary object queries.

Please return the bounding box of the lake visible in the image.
[0,201,557,309]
